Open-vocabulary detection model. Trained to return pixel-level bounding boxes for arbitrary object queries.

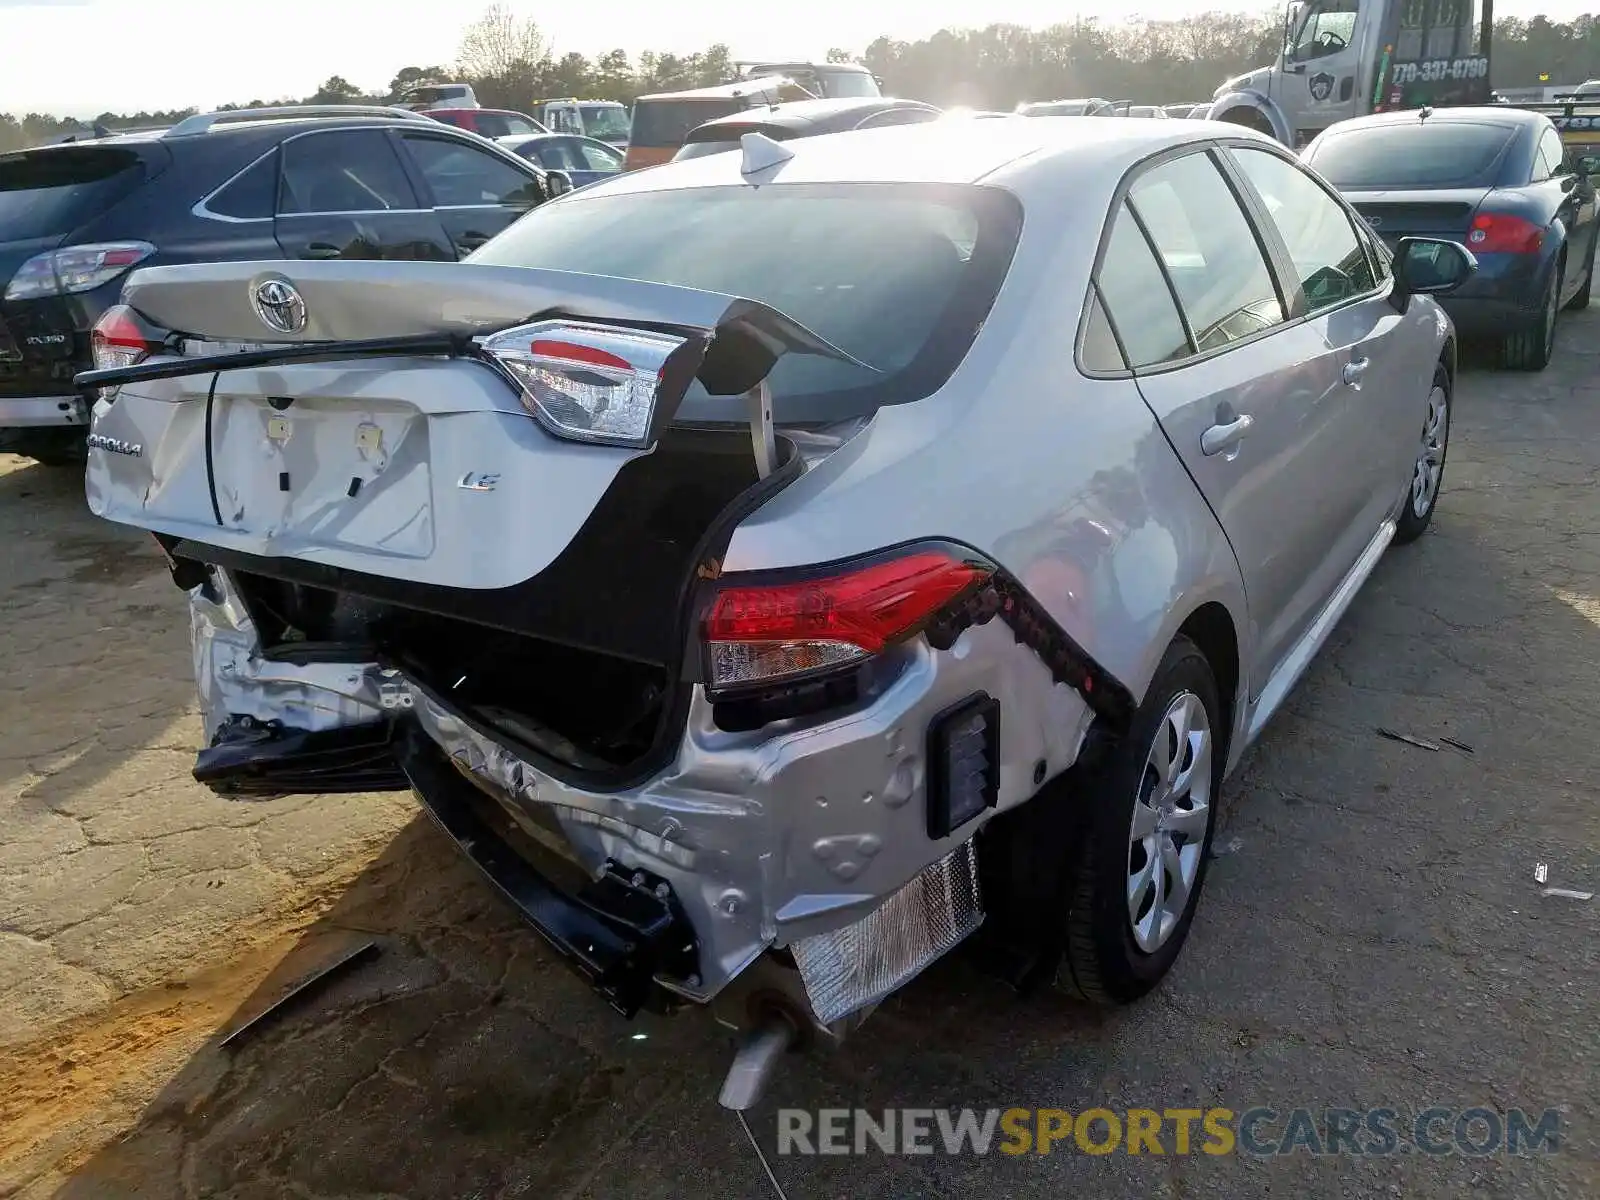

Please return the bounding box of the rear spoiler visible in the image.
[74,265,873,477]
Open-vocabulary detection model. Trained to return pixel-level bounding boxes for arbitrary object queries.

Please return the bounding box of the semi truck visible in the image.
[1209,0,1494,146]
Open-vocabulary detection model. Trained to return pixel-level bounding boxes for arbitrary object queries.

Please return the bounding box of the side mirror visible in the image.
[1578,154,1600,178]
[1391,237,1477,309]
[546,169,574,198]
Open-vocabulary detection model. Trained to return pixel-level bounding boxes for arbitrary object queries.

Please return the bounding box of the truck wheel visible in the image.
[1218,107,1274,136]
[1056,636,1222,1005]
[1500,262,1560,371]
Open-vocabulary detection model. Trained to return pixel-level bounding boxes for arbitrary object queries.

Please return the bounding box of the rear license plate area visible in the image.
[209,392,434,559]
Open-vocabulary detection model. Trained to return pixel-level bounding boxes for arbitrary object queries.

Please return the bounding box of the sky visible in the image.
[3,0,1598,117]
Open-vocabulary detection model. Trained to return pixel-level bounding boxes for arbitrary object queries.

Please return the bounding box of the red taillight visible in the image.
[704,547,994,693]
[90,304,159,399]
[1467,212,1544,254]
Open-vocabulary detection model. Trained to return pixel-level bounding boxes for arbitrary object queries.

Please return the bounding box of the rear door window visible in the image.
[1230,147,1376,313]
[399,134,546,208]
[0,147,148,241]
[1129,152,1286,353]
[278,130,417,214]
[1094,203,1192,368]
[206,153,276,219]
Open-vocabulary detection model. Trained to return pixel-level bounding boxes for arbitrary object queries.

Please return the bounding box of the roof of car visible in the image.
[1328,105,1543,132]
[426,108,535,119]
[635,78,798,103]
[572,116,1273,198]
[687,97,937,136]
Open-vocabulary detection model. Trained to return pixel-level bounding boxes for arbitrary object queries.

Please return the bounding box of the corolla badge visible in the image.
[251,279,308,335]
[86,433,143,457]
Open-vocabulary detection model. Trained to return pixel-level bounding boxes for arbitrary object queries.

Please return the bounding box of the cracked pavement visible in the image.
[2,319,1598,1198]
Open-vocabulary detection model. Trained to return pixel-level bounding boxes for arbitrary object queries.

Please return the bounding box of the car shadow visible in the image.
[0,454,187,810]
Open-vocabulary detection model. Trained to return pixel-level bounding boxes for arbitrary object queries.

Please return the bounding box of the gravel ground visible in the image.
[1,318,1597,1199]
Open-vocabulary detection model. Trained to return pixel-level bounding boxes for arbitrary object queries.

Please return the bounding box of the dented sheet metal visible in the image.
[190,570,392,743]
[406,614,1092,1002]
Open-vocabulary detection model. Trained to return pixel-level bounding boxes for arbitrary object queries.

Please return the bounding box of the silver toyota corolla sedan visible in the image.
[76,118,1474,1107]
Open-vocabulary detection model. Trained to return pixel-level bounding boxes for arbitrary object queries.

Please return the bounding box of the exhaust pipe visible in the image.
[718,1011,801,1111]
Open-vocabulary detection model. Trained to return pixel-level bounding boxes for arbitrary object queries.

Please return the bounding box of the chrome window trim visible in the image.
[193,123,534,224]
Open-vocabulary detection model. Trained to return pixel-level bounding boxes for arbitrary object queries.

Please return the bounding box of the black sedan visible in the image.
[670,97,942,161]
[1302,107,1600,371]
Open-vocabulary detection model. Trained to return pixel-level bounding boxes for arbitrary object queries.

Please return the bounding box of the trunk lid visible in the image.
[86,260,865,780]
[1344,187,1492,247]
[86,259,860,595]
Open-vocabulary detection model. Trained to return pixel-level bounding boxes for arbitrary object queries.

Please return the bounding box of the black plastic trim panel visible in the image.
[397,729,699,1018]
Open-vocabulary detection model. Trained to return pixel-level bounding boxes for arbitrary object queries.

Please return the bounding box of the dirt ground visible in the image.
[2,320,1598,1199]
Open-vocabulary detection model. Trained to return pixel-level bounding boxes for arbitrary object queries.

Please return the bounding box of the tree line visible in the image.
[7,5,1600,153]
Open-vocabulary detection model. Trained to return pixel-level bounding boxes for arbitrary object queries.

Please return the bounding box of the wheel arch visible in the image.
[1209,92,1291,145]
[1176,602,1240,764]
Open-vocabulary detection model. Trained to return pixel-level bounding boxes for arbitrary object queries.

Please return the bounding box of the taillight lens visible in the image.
[90,304,160,400]
[4,241,155,301]
[480,319,686,448]
[1467,213,1544,254]
[704,547,994,693]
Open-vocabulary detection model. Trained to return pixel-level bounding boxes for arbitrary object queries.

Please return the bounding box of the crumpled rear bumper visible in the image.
[186,567,1092,1028]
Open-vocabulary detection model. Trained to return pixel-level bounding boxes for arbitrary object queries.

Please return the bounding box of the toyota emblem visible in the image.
[1365,214,1382,228]
[251,278,307,335]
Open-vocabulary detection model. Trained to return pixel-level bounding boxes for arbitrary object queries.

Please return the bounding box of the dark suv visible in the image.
[0,105,566,465]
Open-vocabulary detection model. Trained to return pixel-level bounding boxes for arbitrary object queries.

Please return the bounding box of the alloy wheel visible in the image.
[1411,384,1449,519]
[1126,690,1213,953]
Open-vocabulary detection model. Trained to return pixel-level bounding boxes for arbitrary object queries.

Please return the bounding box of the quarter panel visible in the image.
[722,213,1248,714]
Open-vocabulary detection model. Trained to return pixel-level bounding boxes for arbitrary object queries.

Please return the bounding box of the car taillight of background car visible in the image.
[3,241,154,301]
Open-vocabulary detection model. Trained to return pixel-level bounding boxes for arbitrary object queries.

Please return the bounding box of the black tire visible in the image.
[1218,107,1274,137]
[1500,261,1560,371]
[1056,636,1222,1005]
[1565,237,1595,311]
[1393,365,1451,545]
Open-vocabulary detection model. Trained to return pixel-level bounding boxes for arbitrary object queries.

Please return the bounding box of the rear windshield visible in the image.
[630,99,746,148]
[1306,122,1518,188]
[0,147,147,241]
[469,183,1022,422]
[674,124,770,160]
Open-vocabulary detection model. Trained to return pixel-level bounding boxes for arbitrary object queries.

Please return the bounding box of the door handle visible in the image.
[1200,413,1254,456]
[304,243,343,259]
[1342,356,1370,386]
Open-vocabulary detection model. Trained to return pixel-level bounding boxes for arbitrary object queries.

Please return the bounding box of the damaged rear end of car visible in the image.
[79,170,1127,1106]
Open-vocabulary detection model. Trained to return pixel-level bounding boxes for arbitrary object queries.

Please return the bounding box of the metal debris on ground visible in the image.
[220,938,381,1050]
[737,1109,792,1200]
[1375,727,1440,752]
[1535,862,1550,884]
[1440,736,1475,754]
[1541,887,1594,902]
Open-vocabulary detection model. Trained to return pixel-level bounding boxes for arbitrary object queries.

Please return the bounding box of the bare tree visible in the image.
[456,4,548,80]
